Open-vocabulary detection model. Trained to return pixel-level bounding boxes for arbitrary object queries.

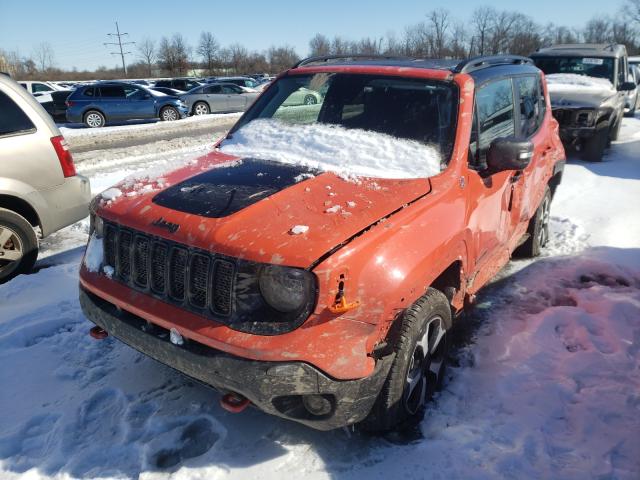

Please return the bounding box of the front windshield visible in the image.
[231,73,458,162]
[534,57,615,83]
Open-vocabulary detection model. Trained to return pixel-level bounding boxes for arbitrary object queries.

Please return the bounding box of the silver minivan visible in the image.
[0,73,91,283]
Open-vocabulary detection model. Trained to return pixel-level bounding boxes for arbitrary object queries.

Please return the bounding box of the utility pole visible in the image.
[104,21,134,77]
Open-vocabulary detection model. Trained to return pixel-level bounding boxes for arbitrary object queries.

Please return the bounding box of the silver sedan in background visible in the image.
[180,83,260,115]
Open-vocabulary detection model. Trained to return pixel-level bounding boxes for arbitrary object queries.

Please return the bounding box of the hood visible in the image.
[96,151,431,268]
[546,74,616,109]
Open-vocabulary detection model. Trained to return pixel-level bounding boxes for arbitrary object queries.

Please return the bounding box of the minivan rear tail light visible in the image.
[50,135,77,177]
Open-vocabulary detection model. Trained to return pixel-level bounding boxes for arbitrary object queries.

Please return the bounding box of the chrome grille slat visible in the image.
[101,221,235,319]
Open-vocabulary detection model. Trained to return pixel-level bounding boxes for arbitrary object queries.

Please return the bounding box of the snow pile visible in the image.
[289,225,309,235]
[82,234,103,272]
[546,73,614,91]
[220,119,443,179]
[100,187,122,201]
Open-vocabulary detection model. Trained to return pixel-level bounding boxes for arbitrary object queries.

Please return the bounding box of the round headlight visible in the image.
[258,265,313,313]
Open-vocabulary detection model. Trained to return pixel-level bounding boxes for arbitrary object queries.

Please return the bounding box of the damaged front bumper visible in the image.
[79,287,393,431]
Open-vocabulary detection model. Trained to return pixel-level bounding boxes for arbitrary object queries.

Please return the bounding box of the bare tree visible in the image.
[309,33,331,56]
[228,43,248,74]
[197,31,219,75]
[627,0,640,23]
[267,46,299,73]
[471,7,495,56]
[583,17,612,43]
[428,9,450,58]
[137,38,155,77]
[157,34,190,75]
[33,42,54,72]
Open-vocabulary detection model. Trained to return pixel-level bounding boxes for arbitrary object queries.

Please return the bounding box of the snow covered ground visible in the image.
[1,116,639,479]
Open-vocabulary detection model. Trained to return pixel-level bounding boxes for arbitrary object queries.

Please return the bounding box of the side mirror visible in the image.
[486,138,533,172]
[618,81,636,92]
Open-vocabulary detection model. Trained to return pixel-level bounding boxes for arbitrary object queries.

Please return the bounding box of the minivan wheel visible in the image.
[193,102,210,115]
[160,106,179,121]
[361,288,451,433]
[514,187,551,258]
[0,208,38,284]
[84,110,105,128]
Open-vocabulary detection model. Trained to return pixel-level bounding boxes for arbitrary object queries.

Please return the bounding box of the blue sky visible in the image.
[0,0,626,71]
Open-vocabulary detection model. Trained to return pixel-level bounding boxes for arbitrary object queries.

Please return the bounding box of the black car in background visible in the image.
[153,78,202,92]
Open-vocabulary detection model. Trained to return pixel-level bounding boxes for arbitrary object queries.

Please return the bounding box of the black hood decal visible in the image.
[152,159,319,218]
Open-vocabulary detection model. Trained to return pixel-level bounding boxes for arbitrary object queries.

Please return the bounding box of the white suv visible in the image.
[0,74,91,283]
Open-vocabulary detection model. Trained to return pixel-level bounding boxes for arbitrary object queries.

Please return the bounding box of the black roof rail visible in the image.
[453,55,534,74]
[293,54,409,68]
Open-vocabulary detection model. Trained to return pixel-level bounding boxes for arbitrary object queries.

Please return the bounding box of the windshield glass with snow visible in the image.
[534,57,615,83]
[231,73,458,163]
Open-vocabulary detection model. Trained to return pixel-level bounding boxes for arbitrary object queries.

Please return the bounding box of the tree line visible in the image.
[2,1,640,81]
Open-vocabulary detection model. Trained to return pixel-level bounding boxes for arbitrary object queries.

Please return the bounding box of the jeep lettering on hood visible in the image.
[97,150,431,268]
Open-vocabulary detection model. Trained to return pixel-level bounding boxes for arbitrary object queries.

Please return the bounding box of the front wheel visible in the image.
[0,208,38,284]
[361,288,451,433]
[582,123,608,162]
[160,106,179,121]
[514,187,551,258]
[192,101,210,116]
[303,94,317,105]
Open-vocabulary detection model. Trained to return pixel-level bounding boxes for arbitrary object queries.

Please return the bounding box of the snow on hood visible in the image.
[546,73,613,91]
[219,119,443,180]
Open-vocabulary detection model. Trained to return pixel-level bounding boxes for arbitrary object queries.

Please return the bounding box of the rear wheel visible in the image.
[193,102,210,116]
[582,122,608,162]
[83,110,105,128]
[514,187,551,258]
[361,288,451,433]
[160,106,179,121]
[0,208,38,284]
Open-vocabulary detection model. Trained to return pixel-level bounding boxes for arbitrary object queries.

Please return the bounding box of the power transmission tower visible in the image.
[104,21,134,77]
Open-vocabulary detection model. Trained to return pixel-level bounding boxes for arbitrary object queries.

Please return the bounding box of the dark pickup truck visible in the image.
[531,43,636,161]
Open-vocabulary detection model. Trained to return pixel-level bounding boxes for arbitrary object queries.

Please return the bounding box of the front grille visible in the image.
[102,221,235,318]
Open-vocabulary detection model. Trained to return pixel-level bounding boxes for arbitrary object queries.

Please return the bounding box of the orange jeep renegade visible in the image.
[79,55,565,431]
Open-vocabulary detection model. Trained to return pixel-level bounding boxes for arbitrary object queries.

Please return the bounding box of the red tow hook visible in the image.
[220,392,250,413]
[89,326,108,340]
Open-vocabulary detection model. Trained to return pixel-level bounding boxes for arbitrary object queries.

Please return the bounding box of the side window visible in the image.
[539,77,547,124]
[468,106,479,167]
[222,85,241,94]
[174,80,186,90]
[476,78,515,162]
[204,85,221,94]
[83,87,95,97]
[32,83,53,93]
[0,91,36,136]
[99,86,125,98]
[515,76,540,138]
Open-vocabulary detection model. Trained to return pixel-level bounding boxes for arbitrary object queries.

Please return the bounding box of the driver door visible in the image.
[465,78,519,292]
[123,85,155,119]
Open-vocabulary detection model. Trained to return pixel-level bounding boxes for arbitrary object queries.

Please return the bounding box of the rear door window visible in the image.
[0,91,36,137]
[476,78,515,161]
[32,83,53,93]
[204,85,222,94]
[99,86,126,98]
[83,87,95,97]
[515,76,541,138]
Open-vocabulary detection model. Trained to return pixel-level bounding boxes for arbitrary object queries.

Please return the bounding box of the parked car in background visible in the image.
[150,86,183,97]
[18,80,67,97]
[153,78,202,92]
[40,90,73,122]
[625,65,640,116]
[208,76,260,90]
[530,43,635,161]
[282,86,323,105]
[629,56,640,69]
[79,54,565,432]
[0,74,90,283]
[180,82,260,115]
[65,82,188,128]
